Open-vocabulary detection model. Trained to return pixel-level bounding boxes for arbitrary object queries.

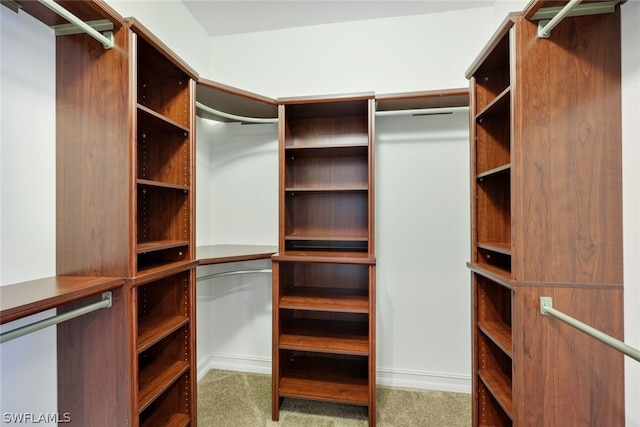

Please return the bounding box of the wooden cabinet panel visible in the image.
[467,8,624,427]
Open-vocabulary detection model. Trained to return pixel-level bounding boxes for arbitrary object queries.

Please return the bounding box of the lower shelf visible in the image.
[139,360,190,411]
[279,353,369,405]
[139,371,192,427]
[280,318,369,355]
[478,379,513,426]
[141,413,189,427]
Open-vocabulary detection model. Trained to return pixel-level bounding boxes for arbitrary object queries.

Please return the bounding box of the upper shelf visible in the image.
[375,88,469,112]
[196,78,278,123]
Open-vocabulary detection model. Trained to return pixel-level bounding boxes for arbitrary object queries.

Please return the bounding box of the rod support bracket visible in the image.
[540,296,553,315]
[537,20,552,39]
[102,291,113,308]
[101,31,114,50]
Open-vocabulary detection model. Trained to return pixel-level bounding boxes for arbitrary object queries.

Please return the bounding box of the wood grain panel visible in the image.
[511,13,622,284]
[57,286,131,426]
[56,26,132,277]
[513,284,624,426]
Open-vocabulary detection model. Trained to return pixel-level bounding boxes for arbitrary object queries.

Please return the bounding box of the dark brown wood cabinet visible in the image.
[272,94,377,424]
[466,4,624,426]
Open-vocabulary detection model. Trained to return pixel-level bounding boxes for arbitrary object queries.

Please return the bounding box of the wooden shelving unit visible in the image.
[467,7,624,426]
[127,18,197,426]
[11,0,200,423]
[272,94,377,424]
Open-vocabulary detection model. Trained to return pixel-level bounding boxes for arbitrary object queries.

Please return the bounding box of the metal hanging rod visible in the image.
[534,0,620,39]
[375,106,469,117]
[1,291,113,344]
[37,0,114,49]
[196,102,278,124]
[540,297,640,362]
[197,269,272,282]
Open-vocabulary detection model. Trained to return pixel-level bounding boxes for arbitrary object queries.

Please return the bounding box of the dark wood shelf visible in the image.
[129,260,198,287]
[197,244,277,265]
[279,354,369,405]
[197,78,277,123]
[477,242,512,256]
[375,88,469,111]
[478,369,513,420]
[138,359,190,412]
[273,251,376,264]
[477,164,511,180]
[280,319,369,355]
[138,104,190,134]
[476,86,510,120]
[285,187,368,192]
[280,288,369,313]
[0,276,124,325]
[285,142,369,151]
[137,240,190,254]
[141,413,189,427]
[137,315,190,353]
[467,262,512,289]
[285,233,368,242]
[138,179,189,191]
[478,321,513,358]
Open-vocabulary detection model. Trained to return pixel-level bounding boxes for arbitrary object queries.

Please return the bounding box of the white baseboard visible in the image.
[197,355,471,394]
[197,354,271,381]
[376,367,471,394]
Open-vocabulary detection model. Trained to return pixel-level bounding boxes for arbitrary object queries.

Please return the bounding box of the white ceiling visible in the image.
[181,1,496,37]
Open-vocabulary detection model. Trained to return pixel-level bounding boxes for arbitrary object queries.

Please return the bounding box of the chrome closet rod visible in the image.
[196,102,278,124]
[1,292,113,344]
[197,269,272,282]
[540,297,640,362]
[38,0,114,49]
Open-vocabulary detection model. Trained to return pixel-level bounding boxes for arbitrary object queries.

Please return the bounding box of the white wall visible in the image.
[202,122,278,245]
[374,112,471,390]
[207,7,497,98]
[0,6,57,426]
[195,119,278,377]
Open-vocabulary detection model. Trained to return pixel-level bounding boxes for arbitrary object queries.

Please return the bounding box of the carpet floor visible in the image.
[197,370,471,426]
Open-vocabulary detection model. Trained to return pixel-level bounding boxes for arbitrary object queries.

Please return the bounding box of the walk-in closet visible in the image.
[1,1,638,426]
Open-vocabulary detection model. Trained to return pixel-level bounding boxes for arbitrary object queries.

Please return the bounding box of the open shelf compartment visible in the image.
[135,34,191,128]
[279,311,369,355]
[278,350,369,406]
[135,271,190,352]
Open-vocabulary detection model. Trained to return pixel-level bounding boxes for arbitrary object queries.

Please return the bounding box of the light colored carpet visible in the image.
[197,369,471,426]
